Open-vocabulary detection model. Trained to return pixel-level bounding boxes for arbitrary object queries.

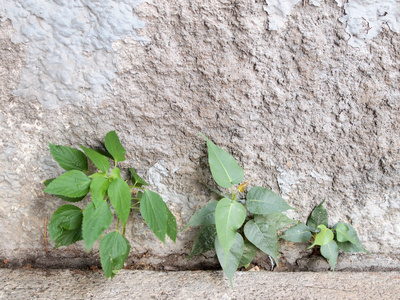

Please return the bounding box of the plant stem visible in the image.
[117,218,120,233]
[122,223,127,236]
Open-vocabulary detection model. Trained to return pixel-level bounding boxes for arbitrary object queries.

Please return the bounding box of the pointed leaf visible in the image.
[182,200,218,231]
[90,177,110,207]
[321,240,339,271]
[44,170,91,198]
[91,148,113,160]
[80,145,110,173]
[307,200,328,231]
[89,172,107,179]
[280,224,312,243]
[254,213,297,231]
[202,134,244,188]
[82,201,113,252]
[246,187,293,215]
[49,143,88,172]
[215,198,246,253]
[110,167,121,179]
[105,131,126,162]
[129,168,149,188]
[49,205,83,242]
[333,222,368,253]
[54,227,83,248]
[187,225,217,259]
[308,224,334,249]
[165,205,177,242]
[140,190,167,242]
[44,179,85,202]
[244,219,279,265]
[238,241,258,268]
[215,232,244,288]
[108,178,131,224]
[100,231,131,279]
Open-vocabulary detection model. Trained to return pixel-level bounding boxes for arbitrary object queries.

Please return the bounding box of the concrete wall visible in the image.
[0,0,399,271]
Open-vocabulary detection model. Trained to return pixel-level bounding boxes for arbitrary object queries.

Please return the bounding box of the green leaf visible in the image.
[90,177,110,207]
[129,168,149,188]
[110,168,121,179]
[246,187,293,215]
[105,131,126,162]
[82,201,113,252]
[165,205,177,243]
[215,232,244,288]
[49,143,88,172]
[44,179,85,202]
[333,222,368,253]
[308,224,334,249]
[89,172,107,179]
[201,134,244,188]
[182,200,218,231]
[215,198,246,253]
[238,241,258,268]
[44,170,91,198]
[243,219,279,265]
[91,148,114,160]
[49,205,83,242]
[79,145,110,173]
[254,213,297,231]
[140,190,168,243]
[54,227,83,248]
[100,231,130,279]
[187,225,217,259]
[307,200,328,231]
[108,178,131,224]
[320,240,339,271]
[280,224,312,243]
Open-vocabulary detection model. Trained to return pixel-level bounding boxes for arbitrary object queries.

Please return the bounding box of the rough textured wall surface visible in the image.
[0,0,399,271]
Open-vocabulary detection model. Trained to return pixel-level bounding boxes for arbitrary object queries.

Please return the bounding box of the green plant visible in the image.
[43,131,177,278]
[183,134,296,286]
[280,200,368,271]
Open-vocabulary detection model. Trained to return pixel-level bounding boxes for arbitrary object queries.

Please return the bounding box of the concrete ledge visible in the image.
[1,269,399,299]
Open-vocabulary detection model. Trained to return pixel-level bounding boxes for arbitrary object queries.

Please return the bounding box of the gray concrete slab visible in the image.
[1,269,399,299]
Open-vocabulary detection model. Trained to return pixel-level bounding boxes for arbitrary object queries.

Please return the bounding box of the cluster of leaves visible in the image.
[44,131,177,278]
[183,135,296,286]
[280,200,368,271]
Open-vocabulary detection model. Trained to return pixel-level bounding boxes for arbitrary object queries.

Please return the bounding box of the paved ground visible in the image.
[1,269,399,299]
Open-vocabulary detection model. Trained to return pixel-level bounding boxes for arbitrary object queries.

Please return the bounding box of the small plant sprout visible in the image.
[44,131,177,278]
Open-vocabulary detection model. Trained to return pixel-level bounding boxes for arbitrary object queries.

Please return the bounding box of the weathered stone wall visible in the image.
[0,0,399,271]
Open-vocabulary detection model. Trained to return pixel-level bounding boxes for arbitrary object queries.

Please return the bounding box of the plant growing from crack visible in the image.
[44,131,177,278]
[280,200,368,271]
[183,134,296,287]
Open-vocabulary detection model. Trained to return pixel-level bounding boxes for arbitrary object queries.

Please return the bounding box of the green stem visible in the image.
[117,218,120,233]
[122,223,127,236]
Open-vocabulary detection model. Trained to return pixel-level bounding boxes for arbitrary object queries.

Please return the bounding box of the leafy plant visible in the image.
[44,131,177,278]
[183,134,296,286]
[280,199,368,271]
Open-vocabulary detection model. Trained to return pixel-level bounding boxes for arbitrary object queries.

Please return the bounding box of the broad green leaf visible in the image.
[108,178,131,224]
[202,134,244,188]
[100,231,130,279]
[44,179,85,202]
[90,177,110,207]
[254,213,297,231]
[308,224,334,249]
[333,222,368,253]
[215,198,246,253]
[89,172,107,179]
[140,190,167,243]
[54,227,83,248]
[244,219,279,265]
[187,225,217,259]
[307,200,328,231]
[80,145,110,173]
[49,205,83,242]
[280,224,312,243]
[129,168,149,188]
[165,204,177,242]
[91,148,113,159]
[44,170,91,198]
[238,241,258,268]
[105,131,126,162]
[182,200,218,231]
[49,143,88,172]
[246,187,293,215]
[110,167,121,179]
[321,240,339,271]
[215,232,244,288]
[82,201,113,252]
